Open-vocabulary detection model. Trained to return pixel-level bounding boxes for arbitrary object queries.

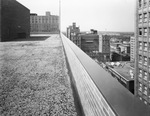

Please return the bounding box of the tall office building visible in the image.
[30,12,59,33]
[135,0,150,105]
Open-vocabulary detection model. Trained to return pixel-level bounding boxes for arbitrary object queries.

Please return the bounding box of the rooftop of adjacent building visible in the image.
[106,61,134,80]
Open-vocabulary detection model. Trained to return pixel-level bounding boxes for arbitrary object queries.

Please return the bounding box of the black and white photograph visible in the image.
[0,0,150,115]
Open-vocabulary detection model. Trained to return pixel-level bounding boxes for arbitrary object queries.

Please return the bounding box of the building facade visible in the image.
[135,0,150,105]
[80,33,99,57]
[130,36,135,62]
[99,35,110,62]
[30,12,59,34]
[0,0,30,42]
[66,23,81,48]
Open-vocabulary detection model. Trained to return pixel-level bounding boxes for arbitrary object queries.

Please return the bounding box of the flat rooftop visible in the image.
[107,62,134,80]
[0,34,77,115]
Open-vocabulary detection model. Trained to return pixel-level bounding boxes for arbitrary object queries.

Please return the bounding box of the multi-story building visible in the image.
[98,35,110,62]
[80,33,99,54]
[135,0,150,105]
[80,33,99,57]
[130,36,135,62]
[30,12,59,34]
[66,23,81,48]
[0,0,30,42]
[119,43,130,55]
[106,62,134,94]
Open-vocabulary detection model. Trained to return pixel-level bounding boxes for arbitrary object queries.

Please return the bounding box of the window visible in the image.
[139,97,142,100]
[32,20,34,23]
[143,0,147,7]
[144,13,147,22]
[139,69,142,77]
[139,14,142,23]
[143,85,147,95]
[144,57,148,65]
[139,42,142,50]
[144,42,148,51]
[144,101,147,105]
[144,28,147,36]
[139,82,142,92]
[139,28,142,35]
[144,71,148,80]
[139,0,142,8]
[139,55,143,64]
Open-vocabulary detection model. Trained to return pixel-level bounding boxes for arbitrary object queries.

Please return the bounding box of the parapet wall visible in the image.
[61,33,150,116]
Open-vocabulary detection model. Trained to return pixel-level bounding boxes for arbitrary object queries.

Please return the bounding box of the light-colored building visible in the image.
[130,36,135,62]
[135,0,150,105]
[99,35,110,62]
[30,12,59,33]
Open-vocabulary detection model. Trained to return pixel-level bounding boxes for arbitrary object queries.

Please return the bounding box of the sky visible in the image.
[17,0,136,32]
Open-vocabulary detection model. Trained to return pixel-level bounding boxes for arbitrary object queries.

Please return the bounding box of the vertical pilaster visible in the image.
[0,0,2,42]
[135,0,139,97]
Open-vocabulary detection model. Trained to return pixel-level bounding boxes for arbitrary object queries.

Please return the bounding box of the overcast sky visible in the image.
[17,0,136,32]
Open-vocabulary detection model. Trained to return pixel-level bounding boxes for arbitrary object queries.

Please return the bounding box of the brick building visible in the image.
[30,12,59,34]
[0,0,30,42]
[66,23,81,48]
[98,35,110,62]
[80,33,99,57]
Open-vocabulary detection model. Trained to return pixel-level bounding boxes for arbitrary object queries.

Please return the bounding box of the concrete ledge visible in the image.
[61,34,116,116]
[61,33,150,116]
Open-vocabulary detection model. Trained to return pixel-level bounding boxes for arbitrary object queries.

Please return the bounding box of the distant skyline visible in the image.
[17,0,136,32]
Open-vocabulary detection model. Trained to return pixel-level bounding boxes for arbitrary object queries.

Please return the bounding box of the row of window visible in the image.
[30,25,58,29]
[138,82,148,96]
[139,69,149,81]
[138,82,150,105]
[139,0,150,8]
[139,28,149,36]
[30,25,59,32]
[30,16,58,21]
[138,96,148,105]
[30,19,58,24]
[139,13,150,23]
[138,55,150,67]
[139,41,149,51]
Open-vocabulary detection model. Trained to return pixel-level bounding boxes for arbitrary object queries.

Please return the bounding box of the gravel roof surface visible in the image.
[0,35,77,116]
